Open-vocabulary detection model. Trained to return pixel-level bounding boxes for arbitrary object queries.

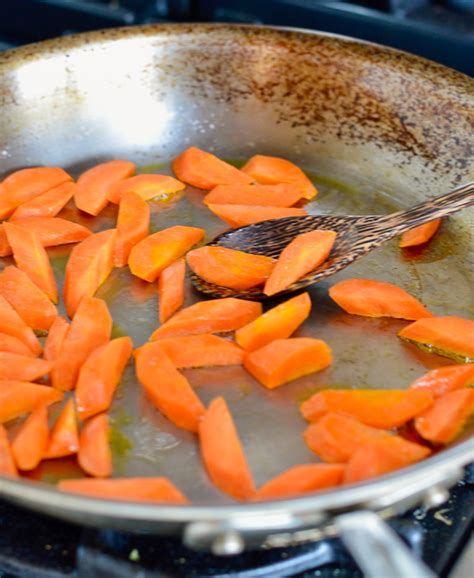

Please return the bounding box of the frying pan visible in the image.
[0,23,473,576]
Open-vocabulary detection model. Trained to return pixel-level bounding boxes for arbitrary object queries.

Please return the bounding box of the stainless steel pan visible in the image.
[0,24,472,576]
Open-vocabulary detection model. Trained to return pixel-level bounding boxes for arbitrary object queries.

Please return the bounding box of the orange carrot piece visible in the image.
[107,174,185,204]
[414,389,474,444]
[0,353,53,381]
[344,437,431,484]
[409,365,474,398]
[399,316,474,362]
[135,341,205,432]
[254,464,344,500]
[10,181,76,221]
[172,147,253,190]
[0,295,42,355]
[329,278,432,320]
[75,159,136,216]
[264,230,337,296]
[128,226,204,283]
[187,246,275,290]
[3,222,58,303]
[0,332,37,357]
[0,424,18,477]
[11,404,49,471]
[301,389,434,429]
[150,298,262,340]
[0,266,58,331]
[44,316,69,362]
[78,413,112,478]
[44,399,79,459]
[75,336,133,420]
[0,381,63,424]
[241,155,317,200]
[304,413,393,463]
[158,258,185,323]
[58,477,188,503]
[204,183,305,207]
[244,338,332,389]
[113,191,150,267]
[152,335,244,368]
[236,292,311,352]
[199,397,256,500]
[400,219,441,248]
[208,204,307,227]
[51,297,112,392]
[63,229,116,318]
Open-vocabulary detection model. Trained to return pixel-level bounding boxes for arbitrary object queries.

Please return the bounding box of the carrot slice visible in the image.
[398,316,474,362]
[44,316,69,362]
[11,404,49,471]
[158,258,186,323]
[107,174,185,204]
[0,167,72,219]
[204,183,305,207]
[113,191,150,267]
[199,397,256,500]
[0,424,18,477]
[304,413,393,463]
[10,181,76,220]
[75,159,136,216]
[129,226,204,282]
[244,338,332,389]
[135,341,205,432]
[78,413,112,478]
[400,219,441,248]
[63,229,116,318]
[254,464,344,500]
[172,147,253,190]
[301,389,434,429]
[414,389,474,444]
[187,246,275,290]
[3,222,58,303]
[236,292,311,352]
[51,297,112,392]
[264,230,337,296]
[409,365,474,398]
[75,336,133,420]
[0,295,42,355]
[150,298,262,340]
[241,155,317,200]
[0,381,63,424]
[344,437,431,484]
[152,335,244,368]
[0,332,37,357]
[44,399,79,459]
[0,266,58,331]
[0,353,53,381]
[329,278,432,320]
[208,204,307,228]
[58,477,188,503]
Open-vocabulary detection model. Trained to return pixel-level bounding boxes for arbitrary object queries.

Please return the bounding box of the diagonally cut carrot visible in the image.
[0,381,63,424]
[113,191,150,267]
[0,332,37,357]
[244,338,332,389]
[329,278,432,320]
[0,295,42,355]
[0,424,18,477]
[172,147,253,190]
[207,204,307,228]
[204,183,305,207]
[107,174,185,204]
[3,222,58,303]
[301,389,434,429]
[409,364,474,398]
[236,292,311,352]
[400,219,441,248]
[128,226,204,283]
[11,404,49,471]
[75,159,136,216]
[75,336,133,420]
[78,413,112,478]
[150,298,262,340]
[51,297,112,392]
[158,258,186,324]
[199,396,256,500]
[135,341,205,432]
[44,316,69,362]
[254,464,344,500]
[187,246,275,290]
[0,266,58,331]
[44,399,79,459]
[0,353,53,381]
[264,230,337,296]
[152,335,244,368]
[63,229,116,318]
[10,181,76,220]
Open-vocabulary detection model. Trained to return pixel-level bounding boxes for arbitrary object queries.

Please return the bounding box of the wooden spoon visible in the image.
[191,181,474,299]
